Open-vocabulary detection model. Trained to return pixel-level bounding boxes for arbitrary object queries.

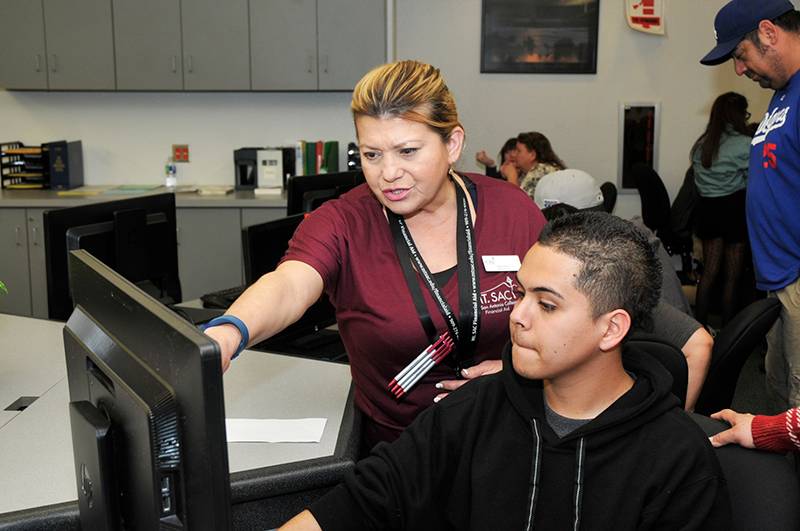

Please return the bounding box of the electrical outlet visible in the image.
[172,144,190,163]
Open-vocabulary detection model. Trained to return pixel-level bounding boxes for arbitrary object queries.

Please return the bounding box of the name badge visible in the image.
[482,255,521,272]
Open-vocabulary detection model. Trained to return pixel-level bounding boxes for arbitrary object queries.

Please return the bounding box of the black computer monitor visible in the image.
[285,171,365,215]
[242,214,337,343]
[64,249,231,529]
[44,193,181,320]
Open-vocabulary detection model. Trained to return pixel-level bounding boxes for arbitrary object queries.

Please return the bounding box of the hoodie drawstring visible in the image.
[573,437,586,531]
[525,423,586,531]
[525,419,542,531]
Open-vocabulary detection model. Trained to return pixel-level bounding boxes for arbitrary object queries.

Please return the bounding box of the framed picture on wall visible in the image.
[618,102,661,191]
[481,0,599,74]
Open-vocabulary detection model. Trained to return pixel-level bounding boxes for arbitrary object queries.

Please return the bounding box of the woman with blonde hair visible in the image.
[205,60,546,447]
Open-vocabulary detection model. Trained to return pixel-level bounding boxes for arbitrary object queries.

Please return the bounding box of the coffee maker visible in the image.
[234,148,259,190]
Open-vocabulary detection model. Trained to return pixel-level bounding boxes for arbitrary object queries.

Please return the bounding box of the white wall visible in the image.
[393,0,774,218]
[0,0,778,218]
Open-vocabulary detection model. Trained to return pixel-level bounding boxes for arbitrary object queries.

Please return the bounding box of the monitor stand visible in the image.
[69,401,119,531]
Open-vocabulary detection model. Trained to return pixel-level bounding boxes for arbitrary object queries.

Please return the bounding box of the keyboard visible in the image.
[251,329,349,364]
[201,285,245,309]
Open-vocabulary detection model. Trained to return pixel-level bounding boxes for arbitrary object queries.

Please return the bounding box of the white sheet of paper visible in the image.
[226,418,328,443]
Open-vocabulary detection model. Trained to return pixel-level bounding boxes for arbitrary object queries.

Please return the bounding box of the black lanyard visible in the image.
[387,174,480,371]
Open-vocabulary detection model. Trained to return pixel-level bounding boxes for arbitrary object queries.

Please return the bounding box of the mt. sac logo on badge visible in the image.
[480,276,518,315]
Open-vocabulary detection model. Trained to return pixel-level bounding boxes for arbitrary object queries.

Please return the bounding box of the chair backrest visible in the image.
[599,181,617,213]
[627,333,688,408]
[632,163,671,236]
[694,298,783,415]
[690,413,800,531]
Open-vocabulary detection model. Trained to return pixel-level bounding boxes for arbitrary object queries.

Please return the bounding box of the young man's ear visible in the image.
[598,309,631,352]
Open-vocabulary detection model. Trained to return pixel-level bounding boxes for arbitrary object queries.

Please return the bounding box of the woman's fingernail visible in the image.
[435,382,443,389]
[433,396,442,403]
[461,368,469,377]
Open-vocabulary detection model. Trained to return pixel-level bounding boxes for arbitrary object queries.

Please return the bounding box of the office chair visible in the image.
[632,163,694,282]
[627,333,688,408]
[599,181,617,213]
[690,413,800,531]
[694,298,782,416]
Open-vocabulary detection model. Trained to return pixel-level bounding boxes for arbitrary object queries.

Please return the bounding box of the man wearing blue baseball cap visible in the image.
[701,0,800,413]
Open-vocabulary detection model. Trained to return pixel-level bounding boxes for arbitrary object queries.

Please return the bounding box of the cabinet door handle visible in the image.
[31,226,39,246]
[50,54,57,73]
[34,54,42,72]
[186,55,194,73]
[306,53,313,74]
[15,226,22,246]
[171,55,177,73]
[176,227,181,246]
[321,54,329,74]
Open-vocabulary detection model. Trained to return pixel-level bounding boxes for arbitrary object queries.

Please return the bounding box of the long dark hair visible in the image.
[517,132,566,169]
[693,92,751,169]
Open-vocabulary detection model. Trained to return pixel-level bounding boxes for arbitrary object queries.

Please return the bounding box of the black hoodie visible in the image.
[310,344,731,530]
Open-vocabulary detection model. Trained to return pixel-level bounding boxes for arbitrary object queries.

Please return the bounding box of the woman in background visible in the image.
[475,137,516,179]
[204,60,546,448]
[504,131,566,199]
[690,92,752,326]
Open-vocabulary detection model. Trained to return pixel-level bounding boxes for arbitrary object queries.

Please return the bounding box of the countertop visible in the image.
[0,186,287,209]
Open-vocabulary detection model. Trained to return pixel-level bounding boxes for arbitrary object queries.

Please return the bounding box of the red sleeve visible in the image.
[281,203,346,289]
[751,407,800,452]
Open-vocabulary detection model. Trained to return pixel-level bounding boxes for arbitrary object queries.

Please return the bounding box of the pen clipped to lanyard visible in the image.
[388,332,455,399]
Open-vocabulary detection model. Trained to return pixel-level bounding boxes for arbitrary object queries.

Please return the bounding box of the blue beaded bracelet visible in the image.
[203,315,250,360]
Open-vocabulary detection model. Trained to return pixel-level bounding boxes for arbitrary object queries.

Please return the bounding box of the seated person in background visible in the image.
[474,137,516,179]
[651,300,713,411]
[533,168,604,211]
[710,407,800,452]
[504,131,566,197]
[280,212,730,531]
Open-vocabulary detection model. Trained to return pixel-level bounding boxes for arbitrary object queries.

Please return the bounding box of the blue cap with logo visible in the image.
[700,0,795,66]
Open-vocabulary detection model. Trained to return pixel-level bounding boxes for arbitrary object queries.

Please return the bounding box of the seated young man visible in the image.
[281,212,730,530]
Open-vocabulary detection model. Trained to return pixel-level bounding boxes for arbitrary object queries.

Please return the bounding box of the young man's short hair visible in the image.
[537,212,662,334]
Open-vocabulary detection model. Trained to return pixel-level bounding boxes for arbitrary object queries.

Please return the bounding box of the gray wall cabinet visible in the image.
[317,0,386,90]
[251,0,318,91]
[113,0,183,90]
[251,0,386,91]
[182,0,251,91]
[0,0,49,89]
[0,0,385,91]
[42,0,116,90]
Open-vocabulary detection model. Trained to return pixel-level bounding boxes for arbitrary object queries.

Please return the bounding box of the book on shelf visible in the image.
[321,141,339,173]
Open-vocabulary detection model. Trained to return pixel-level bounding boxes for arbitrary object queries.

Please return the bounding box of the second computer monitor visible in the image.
[285,171,365,216]
[43,193,181,321]
[242,214,336,340]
